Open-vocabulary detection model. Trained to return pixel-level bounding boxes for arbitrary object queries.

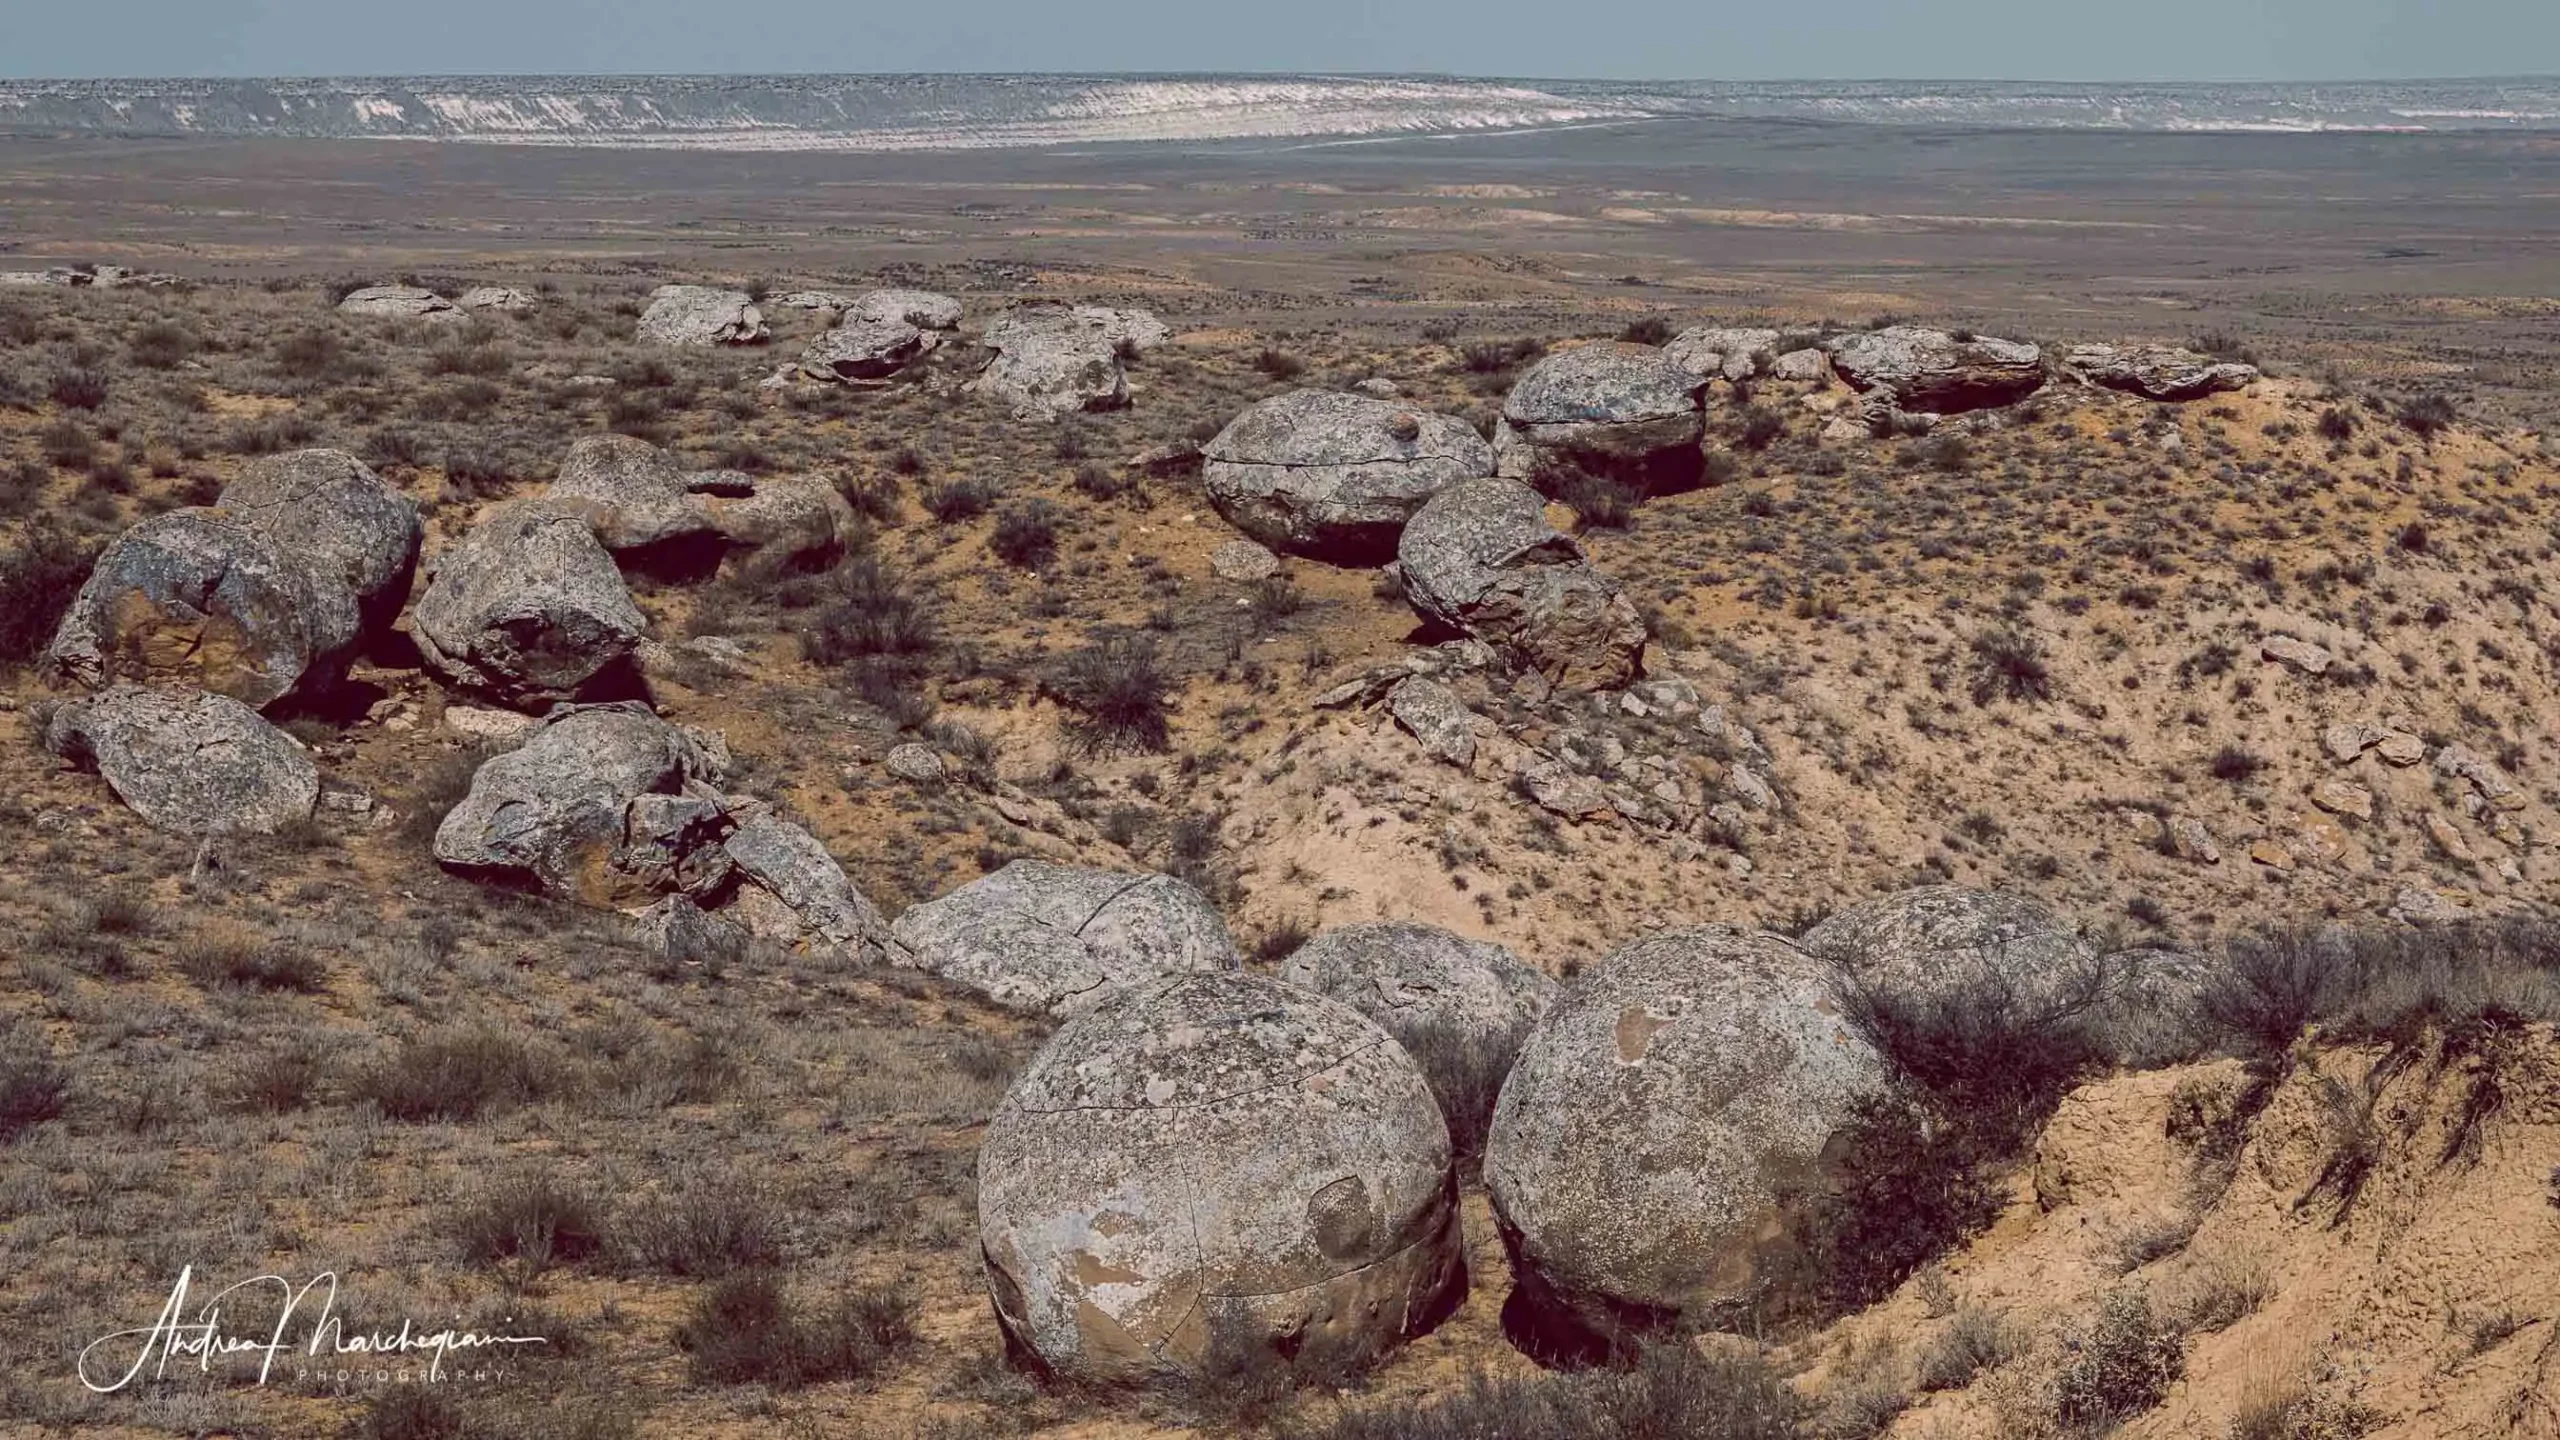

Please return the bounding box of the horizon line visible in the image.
[6,69,2560,86]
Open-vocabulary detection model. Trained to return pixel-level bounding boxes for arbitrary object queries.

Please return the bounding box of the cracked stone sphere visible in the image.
[976,971,1465,1384]
[888,860,1239,1015]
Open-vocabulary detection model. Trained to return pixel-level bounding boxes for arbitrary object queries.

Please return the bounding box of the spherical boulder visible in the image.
[1492,343,1706,494]
[1203,390,1493,563]
[216,448,422,627]
[1397,476,1645,689]
[410,500,645,708]
[977,971,1465,1383]
[889,860,1239,1015]
[45,507,358,709]
[45,684,319,836]
[636,285,766,347]
[1484,926,1886,1351]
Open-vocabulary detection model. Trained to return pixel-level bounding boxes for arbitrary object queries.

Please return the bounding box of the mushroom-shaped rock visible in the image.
[337,285,454,319]
[1663,327,1781,383]
[849,288,963,331]
[216,449,422,628]
[432,703,729,904]
[1397,477,1645,690]
[45,684,319,836]
[411,500,645,709]
[1493,343,1707,495]
[970,305,1167,419]
[1484,926,1887,1352]
[1203,390,1494,563]
[2067,344,2257,402]
[548,435,852,573]
[1278,921,1556,1114]
[889,860,1240,1015]
[636,285,767,347]
[1825,326,2044,413]
[45,507,358,709]
[1797,884,2105,1016]
[455,286,535,314]
[715,814,894,964]
[799,314,936,383]
[977,971,1465,1383]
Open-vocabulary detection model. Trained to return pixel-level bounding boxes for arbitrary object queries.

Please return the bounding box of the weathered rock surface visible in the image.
[970,306,1164,418]
[1662,327,1781,383]
[636,285,766,347]
[1492,343,1707,494]
[548,434,709,551]
[455,286,535,313]
[45,684,319,836]
[1209,539,1281,583]
[1397,477,1646,689]
[977,971,1463,1383]
[799,314,936,383]
[215,449,421,627]
[1769,347,1832,382]
[1826,326,2044,413]
[883,743,946,783]
[1203,391,1494,562]
[336,284,453,319]
[889,860,1239,1015]
[719,813,894,963]
[550,435,856,573]
[2068,344,2258,401]
[2169,815,2223,865]
[432,702,729,904]
[1485,927,1886,1350]
[411,500,646,707]
[1386,676,1478,767]
[46,507,359,709]
[847,288,963,331]
[1800,884,2106,1014]
[2261,635,2334,675]
[2435,743,2526,811]
[1277,921,1556,1092]
[633,894,748,963]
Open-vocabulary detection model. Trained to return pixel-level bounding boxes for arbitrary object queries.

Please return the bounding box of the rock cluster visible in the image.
[1397,476,1646,689]
[636,285,768,347]
[1203,390,1493,562]
[1662,326,1781,382]
[1,265,180,289]
[47,450,417,710]
[977,972,1463,1382]
[889,860,1238,1015]
[1492,343,1707,494]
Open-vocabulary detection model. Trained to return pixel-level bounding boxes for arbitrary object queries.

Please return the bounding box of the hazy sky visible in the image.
[7,0,2556,81]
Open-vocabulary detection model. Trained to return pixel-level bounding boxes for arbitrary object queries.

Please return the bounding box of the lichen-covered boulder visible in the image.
[548,434,714,552]
[45,507,359,709]
[889,860,1239,1015]
[216,449,422,628]
[1203,390,1493,563]
[799,315,935,383]
[455,286,535,314]
[45,684,319,836]
[1663,327,1782,383]
[1484,926,1886,1351]
[432,702,729,905]
[848,288,963,331]
[1278,921,1556,1104]
[636,285,766,347]
[978,971,1464,1383]
[970,305,1167,419]
[1826,326,2044,413]
[548,435,852,572]
[717,813,894,964]
[1797,884,2105,1016]
[1397,477,1645,689]
[1492,343,1706,494]
[410,500,645,708]
[337,285,454,319]
[2066,344,2258,402]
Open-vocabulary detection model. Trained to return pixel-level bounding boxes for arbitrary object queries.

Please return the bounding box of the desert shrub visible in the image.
[39,416,94,470]
[2053,1289,2184,1429]
[1051,420,1088,461]
[2193,330,2260,365]
[225,411,318,455]
[1616,315,1674,345]
[1072,461,1132,501]
[354,1386,470,1440]
[0,526,97,667]
[1915,1306,2014,1392]
[1844,966,2108,1151]
[2315,406,2357,442]
[1968,627,2053,705]
[1047,635,1174,754]
[1253,348,1307,380]
[0,1027,70,1143]
[1774,1089,2008,1316]
[1282,1343,1803,1440]
[2208,744,2266,783]
[456,1169,607,1272]
[2197,929,2358,1056]
[1461,337,1546,375]
[360,427,429,470]
[2395,393,2457,439]
[922,476,997,523]
[799,557,937,666]
[846,663,936,731]
[1562,475,1637,529]
[440,444,519,500]
[271,328,346,379]
[837,471,901,522]
[1251,575,1307,628]
[1919,432,1973,472]
[888,443,926,476]
[675,1272,917,1388]
[1700,446,1744,487]
[222,1044,323,1114]
[48,368,108,410]
[128,320,196,370]
[988,500,1060,569]
[176,929,327,992]
[620,1174,787,1276]
[426,340,510,378]
[1735,405,1785,451]
[1397,1017,1532,1176]
[357,1026,563,1122]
